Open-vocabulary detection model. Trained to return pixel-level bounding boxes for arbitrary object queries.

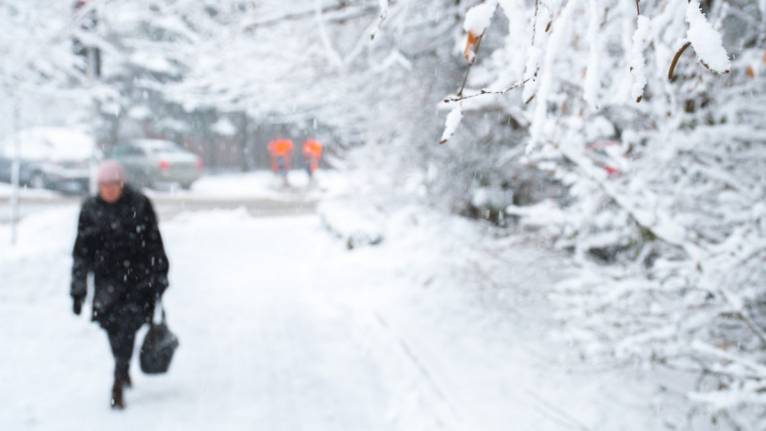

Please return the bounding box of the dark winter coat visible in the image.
[71,185,169,329]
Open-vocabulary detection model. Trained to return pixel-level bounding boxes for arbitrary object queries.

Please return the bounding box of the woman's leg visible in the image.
[106,324,138,409]
[107,325,137,379]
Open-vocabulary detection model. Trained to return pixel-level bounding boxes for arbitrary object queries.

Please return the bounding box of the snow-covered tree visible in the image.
[443,0,766,427]
[0,1,97,135]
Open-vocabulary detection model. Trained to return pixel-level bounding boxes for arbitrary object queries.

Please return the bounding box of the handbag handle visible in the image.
[152,295,166,325]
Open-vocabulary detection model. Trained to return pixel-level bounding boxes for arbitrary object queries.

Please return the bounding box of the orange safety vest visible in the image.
[302,139,322,159]
[268,139,294,157]
[268,139,294,172]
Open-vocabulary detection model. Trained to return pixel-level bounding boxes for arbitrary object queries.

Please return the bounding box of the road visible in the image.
[0,195,318,223]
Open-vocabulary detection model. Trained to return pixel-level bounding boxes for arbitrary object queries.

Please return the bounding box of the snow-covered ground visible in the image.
[0,204,668,430]
[146,170,349,201]
[0,182,59,199]
[0,170,347,201]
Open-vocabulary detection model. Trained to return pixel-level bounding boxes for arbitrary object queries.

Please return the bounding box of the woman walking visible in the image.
[70,160,170,410]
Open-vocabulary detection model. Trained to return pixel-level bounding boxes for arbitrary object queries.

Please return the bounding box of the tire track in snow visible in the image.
[366,305,595,431]
[334,299,467,430]
[524,390,594,431]
[372,311,463,430]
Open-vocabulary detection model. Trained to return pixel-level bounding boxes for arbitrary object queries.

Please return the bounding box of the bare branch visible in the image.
[531,0,540,44]
[456,33,485,97]
[242,4,377,31]
[668,41,692,81]
[444,78,532,103]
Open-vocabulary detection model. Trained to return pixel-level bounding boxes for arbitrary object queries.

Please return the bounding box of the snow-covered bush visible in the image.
[447,0,766,427]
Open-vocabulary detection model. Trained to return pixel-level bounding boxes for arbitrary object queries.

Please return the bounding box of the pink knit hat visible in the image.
[96,160,126,184]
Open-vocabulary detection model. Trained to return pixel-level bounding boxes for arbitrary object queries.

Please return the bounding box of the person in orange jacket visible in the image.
[267,139,294,180]
[302,139,323,179]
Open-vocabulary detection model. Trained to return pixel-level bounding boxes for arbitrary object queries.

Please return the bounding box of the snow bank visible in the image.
[146,170,349,201]
[0,183,59,199]
[318,198,384,249]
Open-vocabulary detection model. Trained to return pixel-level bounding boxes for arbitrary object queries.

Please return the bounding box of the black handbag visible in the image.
[140,300,179,374]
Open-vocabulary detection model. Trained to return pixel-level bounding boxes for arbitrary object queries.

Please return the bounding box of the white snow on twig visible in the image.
[522,48,539,99]
[686,0,730,74]
[628,16,651,102]
[463,0,498,36]
[378,0,390,17]
[583,0,602,109]
[369,0,390,40]
[439,106,463,144]
[520,5,551,104]
[529,0,581,150]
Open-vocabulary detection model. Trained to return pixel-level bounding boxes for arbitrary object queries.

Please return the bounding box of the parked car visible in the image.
[109,139,203,189]
[0,127,99,194]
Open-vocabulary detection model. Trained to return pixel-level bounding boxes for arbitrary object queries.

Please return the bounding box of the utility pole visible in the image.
[74,0,102,194]
[10,94,20,245]
[88,45,99,195]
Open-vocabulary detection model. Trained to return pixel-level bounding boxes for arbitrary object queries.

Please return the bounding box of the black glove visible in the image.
[73,297,84,315]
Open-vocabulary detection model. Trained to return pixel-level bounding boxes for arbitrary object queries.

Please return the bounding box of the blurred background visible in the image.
[1,1,766,429]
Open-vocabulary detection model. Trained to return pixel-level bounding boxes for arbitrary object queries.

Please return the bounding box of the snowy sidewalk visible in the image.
[0,208,661,430]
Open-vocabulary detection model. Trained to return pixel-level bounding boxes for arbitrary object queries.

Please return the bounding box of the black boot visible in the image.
[115,360,132,388]
[110,378,125,410]
[111,361,130,409]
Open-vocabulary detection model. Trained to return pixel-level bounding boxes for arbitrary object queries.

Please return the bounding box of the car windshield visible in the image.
[136,140,183,154]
